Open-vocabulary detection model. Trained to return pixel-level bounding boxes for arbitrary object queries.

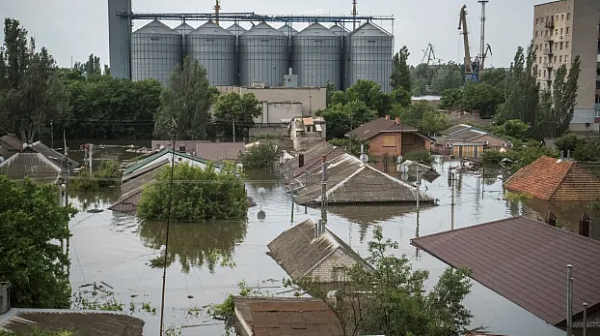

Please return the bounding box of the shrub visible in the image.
[239,142,281,171]
[96,160,122,187]
[402,150,434,165]
[70,170,99,191]
[555,133,584,153]
[573,139,600,162]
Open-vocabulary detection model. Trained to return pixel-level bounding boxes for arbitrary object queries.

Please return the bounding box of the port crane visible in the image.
[458,5,479,82]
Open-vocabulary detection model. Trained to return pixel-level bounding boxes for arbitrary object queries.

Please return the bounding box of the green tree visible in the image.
[239,142,281,171]
[213,92,262,141]
[391,88,411,107]
[391,46,411,93]
[573,139,600,162]
[326,81,336,108]
[345,80,392,117]
[73,54,102,77]
[462,82,505,117]
[492,119,530,140]
[554,133,584,153]
[430,62,464,94]
[439,87,463,110]
[480,67,508,88]
[154,57,216,140]
[306,226,472,336]
[317,104,351,139]
[0,19,69,142]
[419,109,450,136]
[0,176,77,308]
[137,162,248,221]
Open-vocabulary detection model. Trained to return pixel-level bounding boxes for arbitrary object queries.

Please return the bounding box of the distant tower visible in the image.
[352,0,358,30]
[108,0,132,79]
[478,0,489,71]
[214,0,221,25]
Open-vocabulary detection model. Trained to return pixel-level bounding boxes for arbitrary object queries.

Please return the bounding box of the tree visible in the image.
[239,142,281,171]
[391,46,411,93]
[345,80,392,117]
[419,109,450,136]
[492,119,530,140]
[154,57,216,140]
[317,101,377,139]
[573,139,600,162]
[0,176,77,308]
[73,54,102,77]
[439,88,463,110]
[555,133,584,153]
[0,19,69,142]
[326,81,336,108]
[430,62,464,94]
[303,226,472,336]
[462,82,505,117]
[137,162,248,221]
[391,88,411,107]
[480,67,508,88]
[213,92,262,141]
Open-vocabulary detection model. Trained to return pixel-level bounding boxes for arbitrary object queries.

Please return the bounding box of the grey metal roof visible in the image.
[226,23,247,36]
[329,24,350,36]
[173,22,195,34]
[349,21,392,37]
[133,19,177,35]
[296,22,336,37]
[190,21,233,36]
[277,24,298,36]
[0,147,62,181]
[31,141,79,169]
[243,22,285,36]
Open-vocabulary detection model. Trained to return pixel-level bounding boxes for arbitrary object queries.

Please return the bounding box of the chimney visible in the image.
[0,283,10,315]
[299,152,305,168]
[545,211,557,227]
[395,117,400,125]
[560,151,565,160]
[385,115,390,120]
[567,150,571,160]
[579,212,591,237]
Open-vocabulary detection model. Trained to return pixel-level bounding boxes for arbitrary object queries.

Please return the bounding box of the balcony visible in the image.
[544,63,554,69]
[545,20,555,29]
[544,48,554,56]
[544,36,554,43]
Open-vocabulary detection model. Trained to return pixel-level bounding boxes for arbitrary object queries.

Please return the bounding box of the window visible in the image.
[567,12,570,20]
[544,69,547,77]
[565,55,568,63]
[566,27,570,35]
[556,15,559,21]
[561,28,563,35]
[536,18,540,24]
[566,41,569,48]
[550,29,553,36]
[536,31,539,37]
[560,42,563,50]
[554,56,557,63]
[179,146,185,152]
[561,14,564,20]
[539,57,542,64]
[383,135,395,147]
[560,55,563,62]
[539,70,542,77]
[555,29,558,35]
[544,56,547,63]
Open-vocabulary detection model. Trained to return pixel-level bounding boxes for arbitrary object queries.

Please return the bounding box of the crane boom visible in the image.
[481,44,492,70]
[458,5,473,77]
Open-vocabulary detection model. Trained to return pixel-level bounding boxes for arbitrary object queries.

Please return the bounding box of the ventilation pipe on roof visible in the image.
[385,115,390,120]
[299,152,305,168]
[579,212,591,237]
[545,211,557,227]
[567,150,571,160]
[395,117,400,124]
[560,151,565,160]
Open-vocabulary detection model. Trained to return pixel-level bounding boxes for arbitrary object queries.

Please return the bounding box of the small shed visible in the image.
[504,155,600,202]
[233,297,344,336]
[268,219,373,283]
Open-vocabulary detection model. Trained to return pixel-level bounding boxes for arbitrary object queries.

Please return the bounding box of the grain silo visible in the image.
[239,22,288,87]
[329,24,349,36]
[293,23,341,89]
[346,22,393,92]
[186,21,236,86]
[226,23,247,36]
[174,23,195,35]
[278,24,298,37]
[131,20,182,86]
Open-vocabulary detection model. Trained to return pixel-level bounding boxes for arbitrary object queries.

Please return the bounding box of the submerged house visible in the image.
[0,143,78,182]
[268,219,374,283]
[412,216,600,331]
[435,124,511,158]
[504,155,600,202]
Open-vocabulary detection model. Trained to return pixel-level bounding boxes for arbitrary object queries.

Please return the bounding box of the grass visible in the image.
[504,191,532,201]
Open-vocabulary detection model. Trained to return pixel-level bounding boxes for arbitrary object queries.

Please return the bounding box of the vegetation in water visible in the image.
[328,138,366,157]
[137,162,248,221]
[0,176,77,309]
[70,160,122,191]
[504,192,532,201]
[69,170,99,192]
[402,149,434,166]
[239,142,281,171]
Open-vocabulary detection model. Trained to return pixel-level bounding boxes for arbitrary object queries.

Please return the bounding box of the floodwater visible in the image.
[67,158,599,336]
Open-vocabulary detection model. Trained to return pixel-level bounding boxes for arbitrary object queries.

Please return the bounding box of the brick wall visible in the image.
[369,133,402,157]
[308,249,362,283]
[552,165,600,202]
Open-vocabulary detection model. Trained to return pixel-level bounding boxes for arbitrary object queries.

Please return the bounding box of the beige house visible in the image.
[532,0,600,132]
[435,124,511,159]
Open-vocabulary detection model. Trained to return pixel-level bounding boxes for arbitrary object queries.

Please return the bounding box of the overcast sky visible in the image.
[1,0,546,68]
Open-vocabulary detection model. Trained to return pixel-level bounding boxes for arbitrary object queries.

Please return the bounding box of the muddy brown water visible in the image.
[67,159,598,336]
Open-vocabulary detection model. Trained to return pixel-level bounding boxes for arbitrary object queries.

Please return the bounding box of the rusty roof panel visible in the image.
[411,216,600,326]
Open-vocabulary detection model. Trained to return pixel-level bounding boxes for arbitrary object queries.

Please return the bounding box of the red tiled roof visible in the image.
[504,156,600,201]
[348,118,419,141]
[411,216,600,326]
[233,297,344,336]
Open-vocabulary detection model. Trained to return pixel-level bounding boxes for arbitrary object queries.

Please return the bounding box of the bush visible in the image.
[96,160,122,187]
[137,162,248,221]
[481,149,505,163]
[555,133,584,153]
[70,170,99,191]
[573,139,600,162]
[239,142,281,171]
[402,150,434,165]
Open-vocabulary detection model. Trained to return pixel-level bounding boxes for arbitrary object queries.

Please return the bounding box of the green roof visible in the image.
[123,148,218,176]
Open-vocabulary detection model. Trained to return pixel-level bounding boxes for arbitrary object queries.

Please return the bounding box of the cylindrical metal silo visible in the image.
[239,22,288,87]
[186,21,236,86]
[293,23,341,89]
[329,24,349,37]
[226,23,247,37]
[346,22,393,92]
[174,23,195,35]
[278,24,298,37]
[131,20,182,86]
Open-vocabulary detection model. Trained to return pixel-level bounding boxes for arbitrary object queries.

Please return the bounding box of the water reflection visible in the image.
[70,188,121,211]
[138,220,248,273]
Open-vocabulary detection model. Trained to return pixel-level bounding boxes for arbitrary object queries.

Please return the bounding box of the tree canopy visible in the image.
[213,92,262,141]
[0,176,77,308]
[391,46,411,93]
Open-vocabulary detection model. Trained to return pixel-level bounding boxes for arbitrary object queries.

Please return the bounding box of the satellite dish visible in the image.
[359,153,369,163]
[257,210,266,220]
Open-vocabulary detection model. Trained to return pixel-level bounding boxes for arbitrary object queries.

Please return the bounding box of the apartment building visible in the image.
[533,0,600,132]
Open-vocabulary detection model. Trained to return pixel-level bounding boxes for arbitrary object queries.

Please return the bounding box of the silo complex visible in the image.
[346,22,393,92]
[174,23,195,35]
[186,21,236,86]
[293,23,341,89]
[239,22,288,87]
[278,24,298,37]
[131,20,182,86]
[226,23,247,36]
[329,24,350,37]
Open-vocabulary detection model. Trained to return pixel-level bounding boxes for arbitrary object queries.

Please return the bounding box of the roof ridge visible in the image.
[411,216,532,242]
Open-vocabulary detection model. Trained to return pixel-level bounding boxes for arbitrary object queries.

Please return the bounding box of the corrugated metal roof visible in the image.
[0,309,144,336]
[190,21,233,36]
[277,24,298,36]
[174,22,195,34]
[348,22,391,37]
[31,141,79,169]
[411,216,600,326]
[123,148,214,176]
[133,19,177,35]
[296,23,335,37]
[0,134,23,149]
[226,23,247,36]
[0,147,62,181]
[267,219,373,281]
[233,297,343,336]
[243,22,286,37]
[504,156,600,201]
[287,141,345,179]
[329,24,349,36]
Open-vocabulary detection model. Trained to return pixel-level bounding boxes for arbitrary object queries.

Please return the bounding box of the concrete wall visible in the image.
[217,86,327,117]
[255,102,304,124]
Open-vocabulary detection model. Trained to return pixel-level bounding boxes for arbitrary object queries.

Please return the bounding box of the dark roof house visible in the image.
[233,297,344,336]
[0,147,63,182]
[0,134,23,159]
[411,216,600,327]
[268,219,374,282]
[504,156,600,202]
[347,117,420,142]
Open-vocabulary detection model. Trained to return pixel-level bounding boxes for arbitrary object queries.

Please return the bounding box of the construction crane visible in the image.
[478,0,489,72]
[214,0,221,25]
[421,43,436,65]
[458,5,479,83]
[480,43,492,70]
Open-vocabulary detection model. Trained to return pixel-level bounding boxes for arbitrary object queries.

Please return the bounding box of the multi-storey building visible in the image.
[533,0,600,132]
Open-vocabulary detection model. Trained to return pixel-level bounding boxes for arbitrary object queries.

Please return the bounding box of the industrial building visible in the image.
[107,0,395,91]
[532,0,600,132]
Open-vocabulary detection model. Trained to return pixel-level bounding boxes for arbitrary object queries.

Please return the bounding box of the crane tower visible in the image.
[478,0,489,71]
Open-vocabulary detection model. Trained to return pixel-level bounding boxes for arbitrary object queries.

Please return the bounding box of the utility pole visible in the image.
[50,120,54,149]
[232,120,236,143]
[352,0,358,31]
[478,0,489,72]
[567,264,573,336]
[451,171,455,230]
[416,163,420,212]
